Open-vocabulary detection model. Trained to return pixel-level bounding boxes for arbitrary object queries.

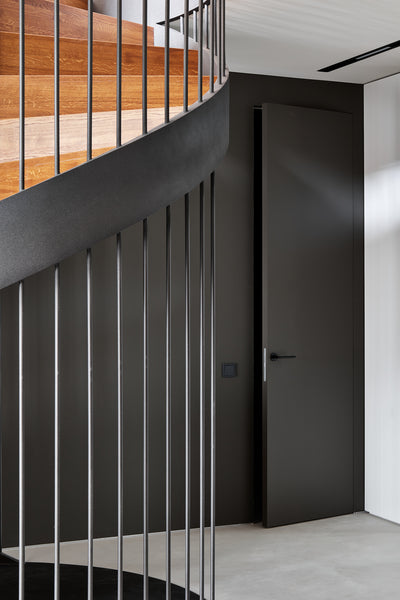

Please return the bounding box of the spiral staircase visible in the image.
[0,0,229,598]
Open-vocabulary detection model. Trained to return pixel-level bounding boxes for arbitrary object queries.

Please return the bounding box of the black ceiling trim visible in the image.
[319,40,400,72]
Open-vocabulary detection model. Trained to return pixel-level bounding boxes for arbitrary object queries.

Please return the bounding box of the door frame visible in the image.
[252,104,365,525]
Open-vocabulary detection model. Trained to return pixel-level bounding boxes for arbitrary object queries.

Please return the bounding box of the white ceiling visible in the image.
[226,0,400,84]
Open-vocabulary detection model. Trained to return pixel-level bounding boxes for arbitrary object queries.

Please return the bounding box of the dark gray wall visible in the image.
[215,73,364,521]
[1,72,364,547]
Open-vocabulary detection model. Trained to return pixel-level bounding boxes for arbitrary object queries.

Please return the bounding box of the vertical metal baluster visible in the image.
[193,8,198,42]
[184,193,191,600]
[143,219,149,600]
[54,3,60,591]
[54,0,60,175]
[54,265,60,600]
[166,207,172,600]
[87,1,93,161]
[117,233,123,600]
[142,0,148,134]
[217,0,222,84]
[199,183,205,600]
[223,0,226,76]
[19,0,25,191]
[18,280,24,600]
[210,0,214,93]
[116,0,122,147]
[87,248,93,600]
[206,2,209,50]
[183,0,189,111]
[180,15,184,34]
[198,1,203,102]
[210,172,216,600]
[164,0,170,123]
[214,0,217,57]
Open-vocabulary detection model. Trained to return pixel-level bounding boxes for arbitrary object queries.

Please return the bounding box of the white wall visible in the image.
[94,0,198,26]
[365,73,400,524]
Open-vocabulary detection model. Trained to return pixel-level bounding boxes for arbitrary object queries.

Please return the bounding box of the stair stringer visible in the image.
[0,78,229,290]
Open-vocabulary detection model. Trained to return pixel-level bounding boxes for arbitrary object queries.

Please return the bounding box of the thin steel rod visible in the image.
[87,248,94,600]
[164,0,170,123]
[184,193,191,600]
[206,3,209,50]
[183,0,189,111]
[210,0,215,93]
[116,0,122,147]
[193,9,198,42]
[87,0,93,160]
[199,183,205,600]
[143,218,149,600]
[142,0,148,134]
[19,0,25,191]
[198,1,203,102]
[210,172,216,600]
[213,0,217,56]
[165,206,172,600]
[54,265,60,600]
[54,0,60,175]
[223,0,226,75]
[117,233,123,600]
[18,280,25,600]
[217,0,222,84]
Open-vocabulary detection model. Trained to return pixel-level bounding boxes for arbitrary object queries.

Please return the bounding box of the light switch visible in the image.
[222,363,238,378]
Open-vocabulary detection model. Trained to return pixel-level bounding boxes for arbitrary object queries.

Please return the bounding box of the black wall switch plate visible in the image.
[222,363,238,378]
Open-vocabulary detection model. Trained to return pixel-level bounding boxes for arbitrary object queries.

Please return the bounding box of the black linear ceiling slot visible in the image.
[319,40,400,72]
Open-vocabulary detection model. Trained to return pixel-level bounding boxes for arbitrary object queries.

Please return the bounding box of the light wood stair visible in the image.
[0,0,155,45]
[0,0,207,201]
[0,75,209,118]
[60,0,88,9]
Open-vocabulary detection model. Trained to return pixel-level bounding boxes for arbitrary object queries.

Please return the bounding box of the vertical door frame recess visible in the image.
[253,104,365,526]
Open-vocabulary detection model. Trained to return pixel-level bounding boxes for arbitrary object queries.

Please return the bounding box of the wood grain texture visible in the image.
[0,107,184,163]
[60,0,88,9]
[0,75,211,118]
[0,0,154,45]
[0,147,111,200]
[0,32,198,75]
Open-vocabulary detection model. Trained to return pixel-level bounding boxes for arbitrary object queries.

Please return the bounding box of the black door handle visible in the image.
[270,352,296,362]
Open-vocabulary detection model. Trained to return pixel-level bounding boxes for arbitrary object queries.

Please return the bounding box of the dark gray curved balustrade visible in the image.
[0,80,229,290]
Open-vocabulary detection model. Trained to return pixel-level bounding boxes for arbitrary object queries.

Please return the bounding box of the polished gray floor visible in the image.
[6,512,400,599]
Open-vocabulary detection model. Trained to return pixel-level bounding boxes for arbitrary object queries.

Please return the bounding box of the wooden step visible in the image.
[0,105,186,199]
[0,147,111,201]
[1,107,184,164]
[0,0,154,46]
[0,75,211,118]
[0,32,198,76]
[61,0,88,9]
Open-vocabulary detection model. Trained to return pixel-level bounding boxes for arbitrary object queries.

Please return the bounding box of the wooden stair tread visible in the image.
[0,75,211,118]
[60,0,88,9]
[0,103,186,199]
[0,107,184,163]
[0,0,154,46]
[0,147,111,201]
[0,32,198,76]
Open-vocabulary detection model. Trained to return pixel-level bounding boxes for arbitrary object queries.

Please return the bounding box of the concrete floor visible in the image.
[6,512,400,599]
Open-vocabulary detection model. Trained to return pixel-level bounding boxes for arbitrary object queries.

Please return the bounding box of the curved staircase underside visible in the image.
[0,0,212,201]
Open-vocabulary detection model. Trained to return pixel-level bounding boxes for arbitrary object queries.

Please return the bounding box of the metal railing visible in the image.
[8,178,218,600]
[0,0,228,599]
[7,0,228,201]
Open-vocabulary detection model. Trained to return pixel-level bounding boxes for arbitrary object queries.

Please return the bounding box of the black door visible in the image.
[258,104,354,528]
